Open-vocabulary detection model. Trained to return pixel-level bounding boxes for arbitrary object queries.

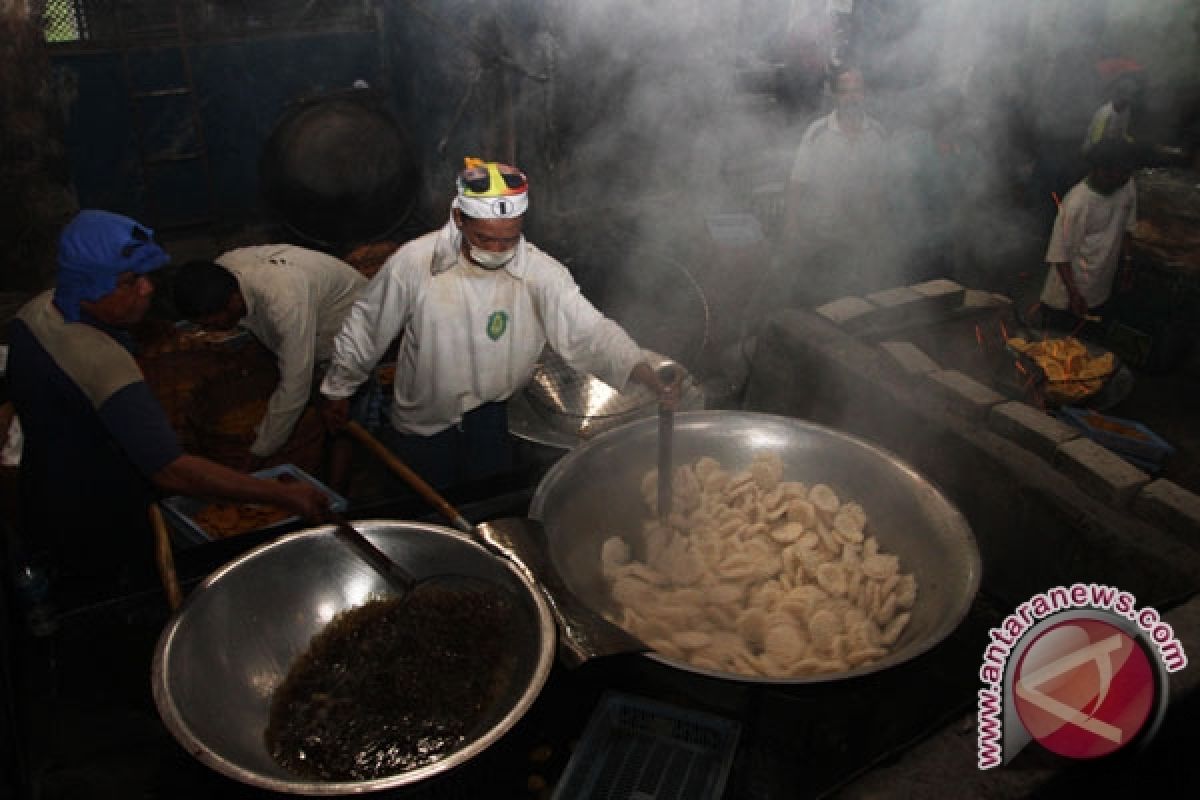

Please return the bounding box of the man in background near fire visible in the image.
[6,211,330,605]
[1039,140,1138,335]
[1082,74,1139,156]
[172,246,366,472]
[320,158,677,490]
[782,66,889,302]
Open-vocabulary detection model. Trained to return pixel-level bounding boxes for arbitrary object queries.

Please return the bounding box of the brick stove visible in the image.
[738,278,1200,794]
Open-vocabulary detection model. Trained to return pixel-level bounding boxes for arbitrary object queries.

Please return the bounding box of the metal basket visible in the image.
[524,348,658,426]
[551,692,740,800]
[512,349,704,448]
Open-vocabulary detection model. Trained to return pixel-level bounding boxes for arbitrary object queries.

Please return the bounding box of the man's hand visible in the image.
[319,396,351,433]
[656,366,683,412]
[276,480,331,523]
[1068,288,1089,317]
[630,362,683,411]
[232,451,265,473]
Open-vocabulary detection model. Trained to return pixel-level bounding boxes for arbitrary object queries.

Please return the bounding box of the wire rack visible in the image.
[551,692,741,800]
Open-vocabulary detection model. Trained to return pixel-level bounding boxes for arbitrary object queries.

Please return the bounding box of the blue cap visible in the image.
[53,210,170,322]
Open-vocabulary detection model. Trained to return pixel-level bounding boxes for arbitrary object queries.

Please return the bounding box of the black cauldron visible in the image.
[259,90,420,249]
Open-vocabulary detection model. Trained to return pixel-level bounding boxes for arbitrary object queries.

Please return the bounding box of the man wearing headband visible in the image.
[320,158,674,489]
[7,210,330,603]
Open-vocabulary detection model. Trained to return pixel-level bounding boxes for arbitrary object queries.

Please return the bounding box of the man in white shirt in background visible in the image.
[1039,139,1138,335]
[320,158,675,489]
[173,246,367,466]
[782,67,889,303]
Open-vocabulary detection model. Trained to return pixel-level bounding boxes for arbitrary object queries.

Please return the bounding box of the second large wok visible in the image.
[529,411,982,684]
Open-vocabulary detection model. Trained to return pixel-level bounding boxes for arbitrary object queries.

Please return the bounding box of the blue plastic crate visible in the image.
[552,692,741,800]
[1058,407,1175,465]
[161,464,347,547]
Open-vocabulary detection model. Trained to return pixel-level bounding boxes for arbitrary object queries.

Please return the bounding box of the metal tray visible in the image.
[1058,407,1175,464]
[161,464,347,548]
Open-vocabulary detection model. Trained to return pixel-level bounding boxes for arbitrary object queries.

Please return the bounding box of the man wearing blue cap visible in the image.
[6,210,330,599]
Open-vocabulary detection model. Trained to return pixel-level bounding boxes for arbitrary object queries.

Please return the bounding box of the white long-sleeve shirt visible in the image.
[321,218,645,436]
[217,245,366,456]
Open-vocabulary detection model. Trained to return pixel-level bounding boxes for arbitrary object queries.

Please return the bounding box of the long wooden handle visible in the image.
[148,504,183,611]
[344,421,473,533]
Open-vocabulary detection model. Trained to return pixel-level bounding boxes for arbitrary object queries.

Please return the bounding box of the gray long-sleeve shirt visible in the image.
[217,245,366,456]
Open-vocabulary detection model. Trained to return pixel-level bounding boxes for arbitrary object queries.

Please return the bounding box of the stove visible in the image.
[7,363,1200,798]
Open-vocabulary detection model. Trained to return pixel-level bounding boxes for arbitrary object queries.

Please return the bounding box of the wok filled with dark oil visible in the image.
[266,587,522,781]
[153,522,556,796]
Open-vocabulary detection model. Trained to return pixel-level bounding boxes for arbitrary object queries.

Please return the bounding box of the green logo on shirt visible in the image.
[486,310,508,341]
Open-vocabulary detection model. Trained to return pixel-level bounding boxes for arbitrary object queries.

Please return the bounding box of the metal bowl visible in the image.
[529,411,981,684]
[152,521,556,795]
[508,349,706,449]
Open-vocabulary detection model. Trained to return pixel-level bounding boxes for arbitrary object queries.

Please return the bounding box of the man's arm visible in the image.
[251,299,318,457]
[1044,198,1087,313]
[627,361,681,410]
[321,265,409,400]
[318,262,410,431]
[153,454,328,520]
[532,261,645,392]
[97,381,329,520]
[1051,262,1088,315]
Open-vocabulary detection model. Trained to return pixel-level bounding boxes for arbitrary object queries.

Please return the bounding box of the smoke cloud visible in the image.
[427,0,1199,374]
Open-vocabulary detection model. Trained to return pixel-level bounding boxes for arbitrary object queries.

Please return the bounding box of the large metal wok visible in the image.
[152,521,556,795]
[529,411,982,684]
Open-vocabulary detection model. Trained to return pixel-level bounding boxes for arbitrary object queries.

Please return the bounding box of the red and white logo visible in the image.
[1012,618,1156,759]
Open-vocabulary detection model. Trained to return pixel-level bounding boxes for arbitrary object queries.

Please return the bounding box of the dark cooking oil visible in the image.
[265,586,522,781]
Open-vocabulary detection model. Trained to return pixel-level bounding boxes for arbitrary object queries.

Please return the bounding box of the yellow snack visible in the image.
[1006,336,1113,403]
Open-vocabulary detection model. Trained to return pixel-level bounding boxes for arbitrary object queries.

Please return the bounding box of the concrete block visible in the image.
[925,369,1006,421]
[814,296,876,329]
[1134,479,1200,540]
[988,401,1079,461]
[961,289,1013,310]
[865,285,963,329]
[864,286,924,322]
[910,278,966,312]
[866,286,923,308]
[879,341,939,375]
[1056,437,1150,508]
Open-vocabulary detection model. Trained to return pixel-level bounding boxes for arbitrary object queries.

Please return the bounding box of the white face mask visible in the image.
[469,245,517,269]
